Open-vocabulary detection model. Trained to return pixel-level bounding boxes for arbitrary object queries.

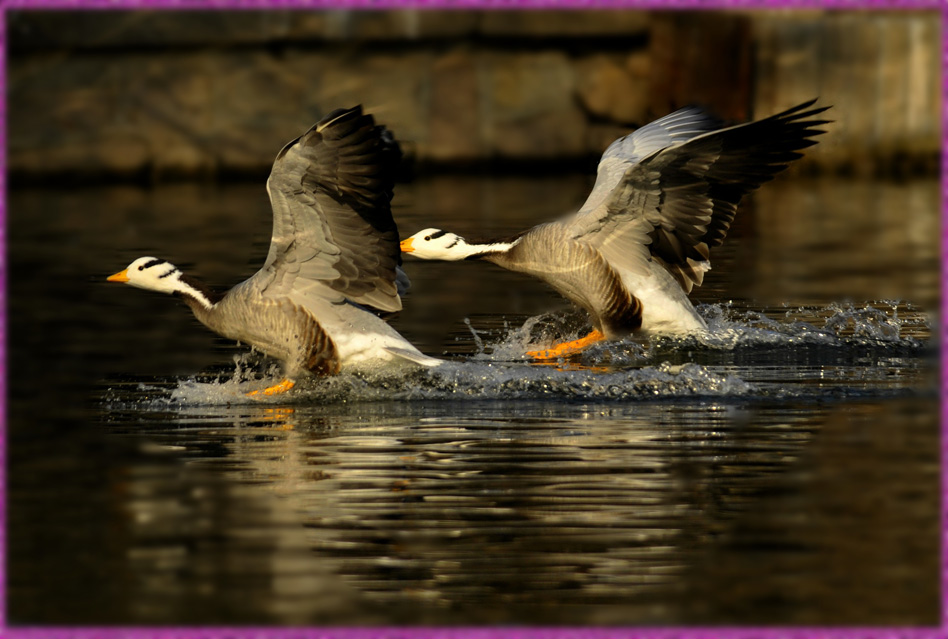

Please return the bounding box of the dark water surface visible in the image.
[7,175,940,626]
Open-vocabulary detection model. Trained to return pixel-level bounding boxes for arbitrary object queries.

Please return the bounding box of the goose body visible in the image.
[109,106,439,393]
[402,100,829,356]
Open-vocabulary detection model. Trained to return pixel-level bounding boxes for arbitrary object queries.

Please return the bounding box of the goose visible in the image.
[108,105,439,395]
[401,100,829,359]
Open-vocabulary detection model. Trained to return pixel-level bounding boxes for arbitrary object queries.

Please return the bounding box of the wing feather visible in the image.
[574,105,724,219]
[252,105,405,314]
[572,99,830,292]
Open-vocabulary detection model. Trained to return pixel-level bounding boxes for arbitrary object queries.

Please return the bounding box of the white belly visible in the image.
[622,267,707,336]
[323,305,441,370]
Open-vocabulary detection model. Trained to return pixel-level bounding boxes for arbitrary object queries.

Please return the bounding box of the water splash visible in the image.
[478,300,929,361]
[106,300,931,409]
[701,300,929,348]
[462,317,486,354]
[154,357,753,407]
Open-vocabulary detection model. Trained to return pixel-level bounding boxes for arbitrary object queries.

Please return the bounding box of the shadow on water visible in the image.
[6,175,940,625]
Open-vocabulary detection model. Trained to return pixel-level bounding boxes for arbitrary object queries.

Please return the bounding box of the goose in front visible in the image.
[401,100,830,359]
[108,106,439,395]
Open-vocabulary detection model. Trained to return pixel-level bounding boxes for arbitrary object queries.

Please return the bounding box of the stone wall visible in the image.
[7,9,940,182]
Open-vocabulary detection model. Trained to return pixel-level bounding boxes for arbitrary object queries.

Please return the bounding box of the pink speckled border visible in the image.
[0,1,944,638]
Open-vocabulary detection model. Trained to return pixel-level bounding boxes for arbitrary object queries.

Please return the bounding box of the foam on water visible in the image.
[702,300,929,346]
[474,300,929,364]
[113,300,930,408]
[157,357,753,406]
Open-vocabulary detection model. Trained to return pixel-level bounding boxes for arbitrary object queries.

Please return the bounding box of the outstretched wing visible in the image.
[570,100,830,292]
[252,105,405,313]
[574,105,725,219]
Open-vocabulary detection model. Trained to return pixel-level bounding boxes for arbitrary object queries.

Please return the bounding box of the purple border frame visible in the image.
[0,1,944,638]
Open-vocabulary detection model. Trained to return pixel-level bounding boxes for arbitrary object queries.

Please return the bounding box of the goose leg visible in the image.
[527,330,606,360]
[246,378,296,397]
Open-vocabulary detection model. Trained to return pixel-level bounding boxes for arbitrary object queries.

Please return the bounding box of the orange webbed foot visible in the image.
[526,330,606,361]
[246,378,296,397]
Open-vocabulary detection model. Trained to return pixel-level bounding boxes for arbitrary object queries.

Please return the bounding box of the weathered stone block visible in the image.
[576,53,650,124]
[481,52,587,160]
[7,10,939,179]
[648,12,753,120]
[751,11,940,175]
[291,52,435,153]
[427,48,483,163]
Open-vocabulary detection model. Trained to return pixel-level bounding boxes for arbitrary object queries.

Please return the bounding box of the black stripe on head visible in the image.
[140,258,167,271]
[158,267,178,279]
[425,230,448,241]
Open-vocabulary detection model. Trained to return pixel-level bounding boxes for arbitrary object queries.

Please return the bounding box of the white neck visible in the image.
[135,266,217,311]
[452,238,519,260]
[173,276,216,311]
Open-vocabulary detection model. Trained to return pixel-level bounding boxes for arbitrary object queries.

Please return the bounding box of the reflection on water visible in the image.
[6,175,940,625]
[36,395,935,626]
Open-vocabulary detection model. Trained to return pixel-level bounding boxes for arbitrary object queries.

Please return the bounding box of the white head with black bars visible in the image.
[108,257,215,309]
[400,228,477,260]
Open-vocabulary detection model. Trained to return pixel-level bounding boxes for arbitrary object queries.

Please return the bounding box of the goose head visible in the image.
[400,228,472,261]
[108,257,218,310]
[108,257,185,294]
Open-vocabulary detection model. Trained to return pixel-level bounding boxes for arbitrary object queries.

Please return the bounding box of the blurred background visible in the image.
[8,9,940,180]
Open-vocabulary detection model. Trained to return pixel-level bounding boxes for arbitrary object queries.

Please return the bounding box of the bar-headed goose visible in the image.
[402,100,829,359]
[109,106,439,395]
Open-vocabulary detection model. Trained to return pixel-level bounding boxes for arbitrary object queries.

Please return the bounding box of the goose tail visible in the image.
[384,346,443,368]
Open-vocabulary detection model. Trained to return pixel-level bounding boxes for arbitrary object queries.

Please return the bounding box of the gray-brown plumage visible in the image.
[487,224,644,337]
[402,100,830,351]
[109,106,439,393]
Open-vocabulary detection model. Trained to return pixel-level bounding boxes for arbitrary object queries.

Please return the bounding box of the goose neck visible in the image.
[459,238,517,260]
[172,273,221,312]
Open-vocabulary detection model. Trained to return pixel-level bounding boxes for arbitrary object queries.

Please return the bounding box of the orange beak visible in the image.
[107,269,130,283]
[400,238,415,253]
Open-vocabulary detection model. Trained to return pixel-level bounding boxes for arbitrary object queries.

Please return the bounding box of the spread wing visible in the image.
[570,99,830,292]
[574,105,724,219]
[251,105,405,313]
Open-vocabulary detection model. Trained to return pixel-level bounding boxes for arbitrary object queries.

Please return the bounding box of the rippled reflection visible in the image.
[93,397,936,625]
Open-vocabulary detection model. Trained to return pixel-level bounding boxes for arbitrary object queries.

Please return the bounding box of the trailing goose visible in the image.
[108,106,440,395]
[402,100,829,359]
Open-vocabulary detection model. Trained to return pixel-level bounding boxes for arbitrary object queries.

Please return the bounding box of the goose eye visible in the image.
[138,265,145,271]
[424,235,431,241]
